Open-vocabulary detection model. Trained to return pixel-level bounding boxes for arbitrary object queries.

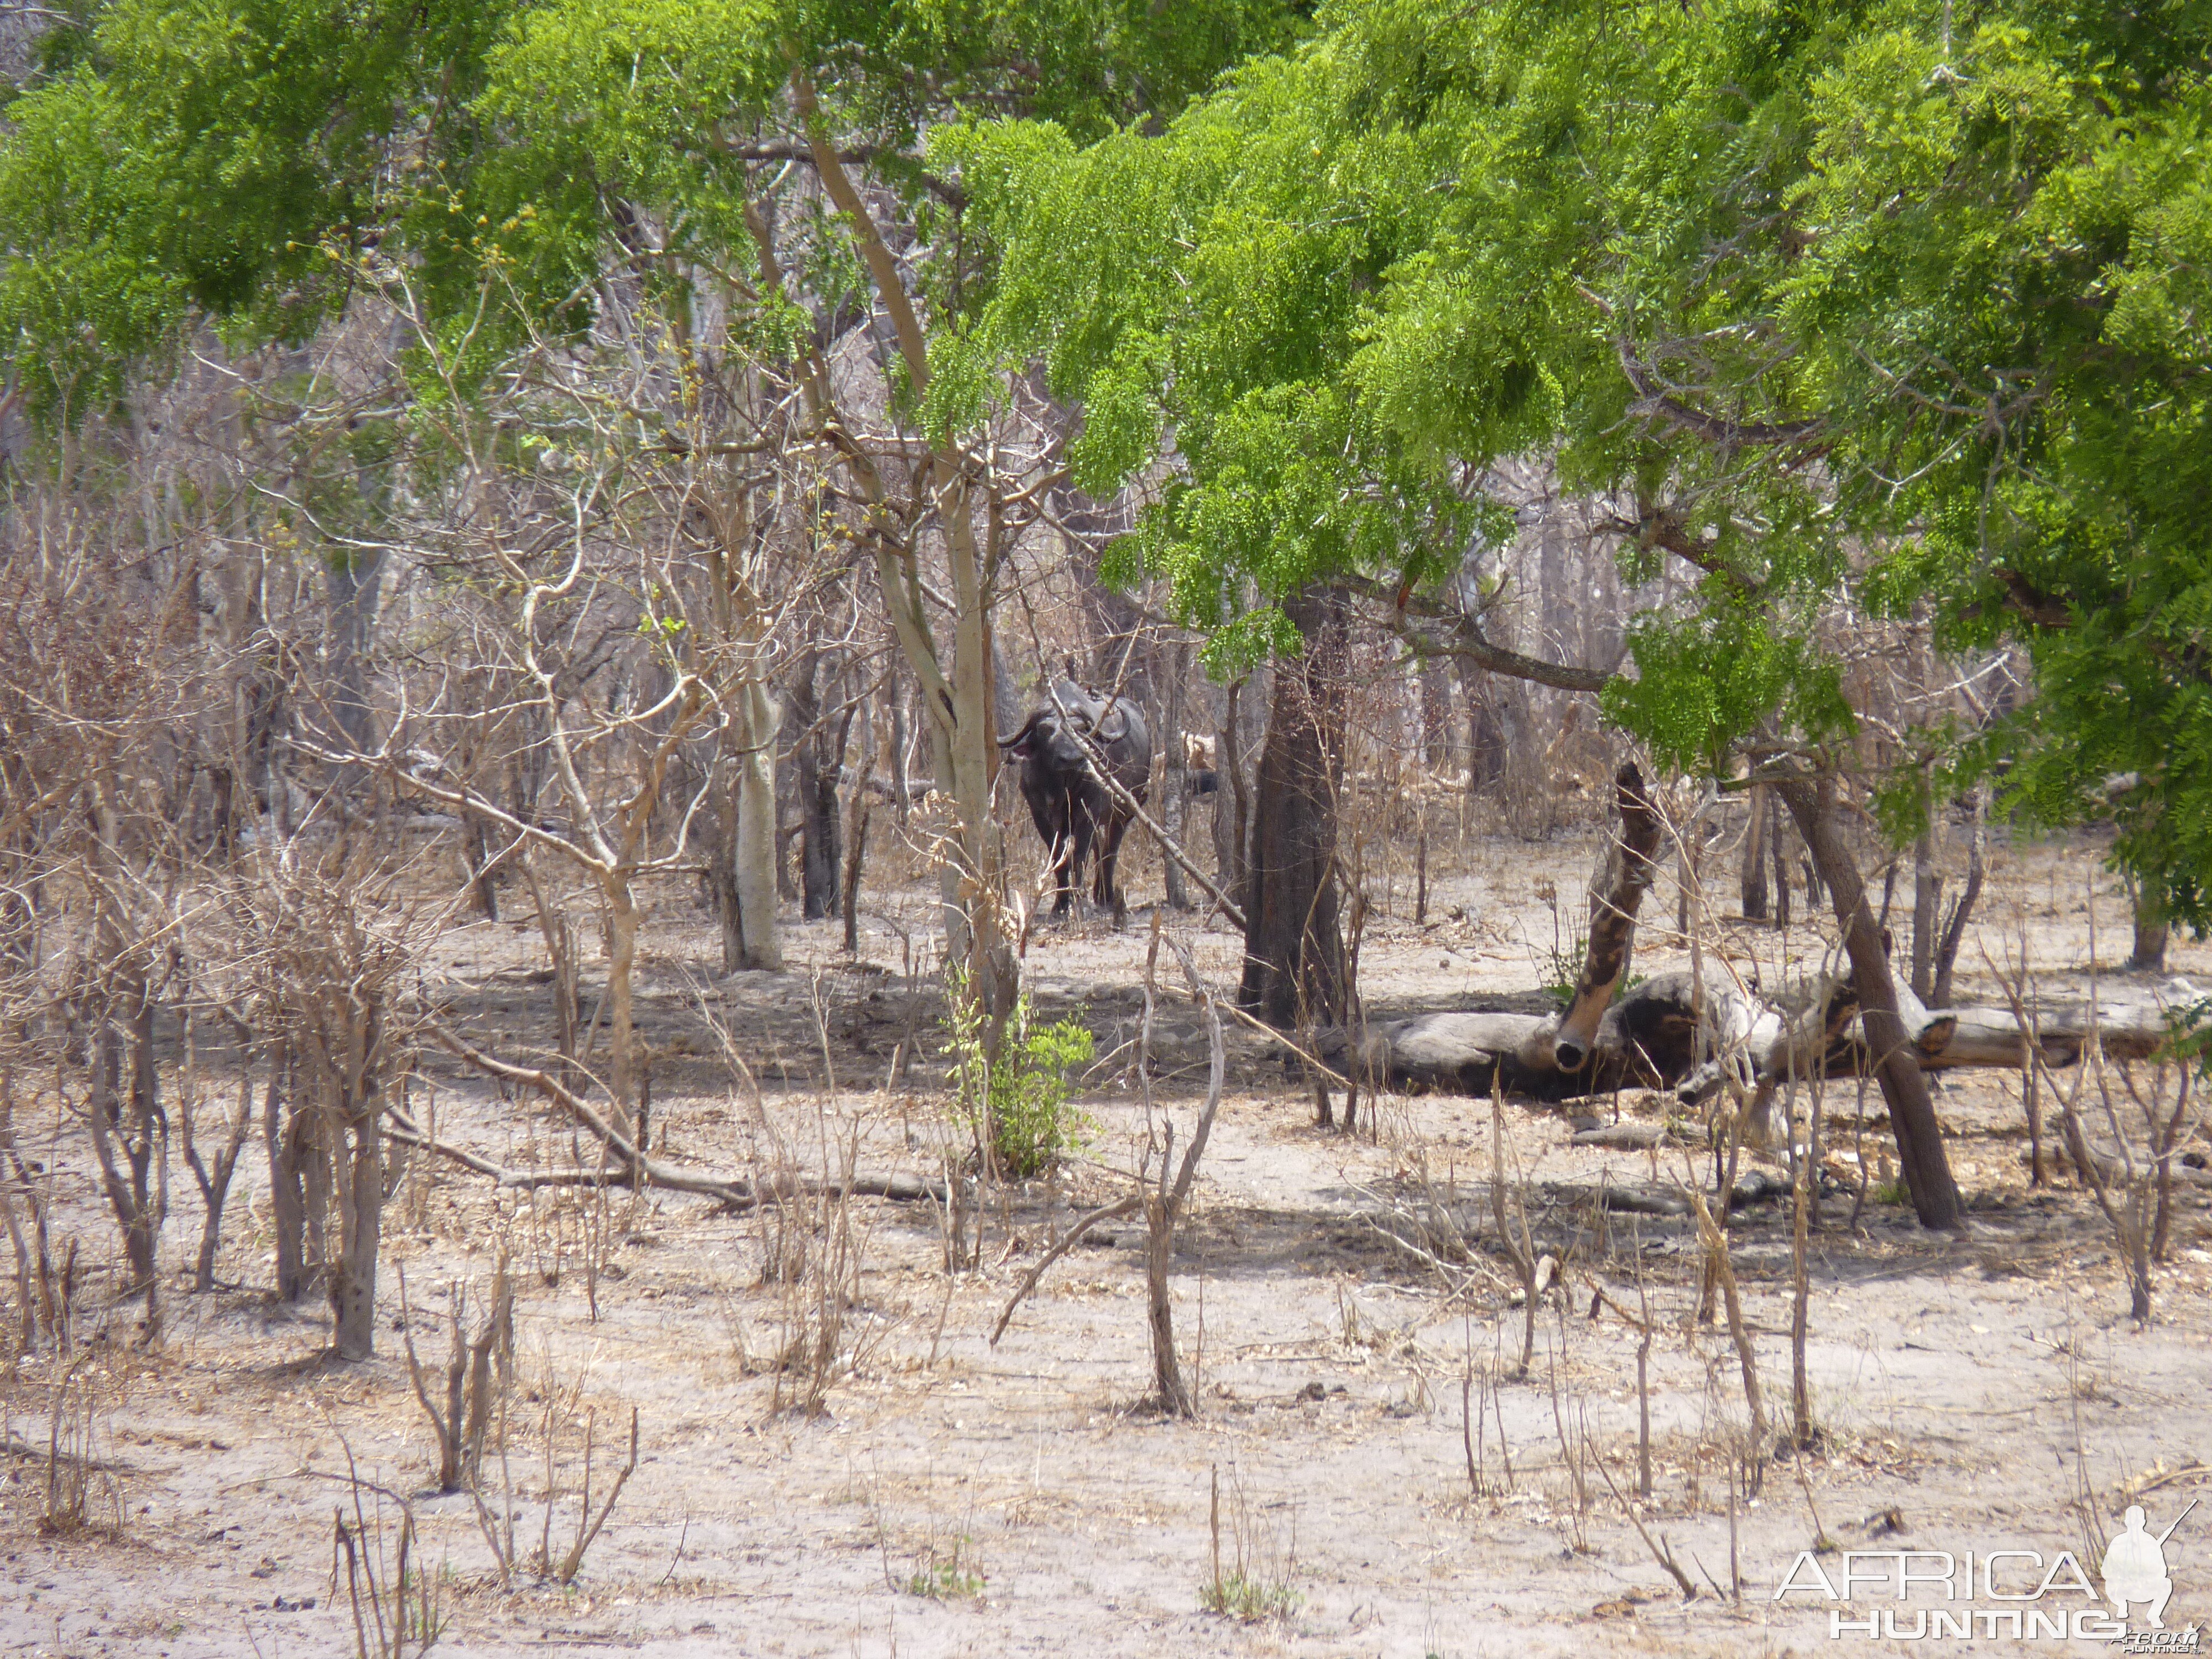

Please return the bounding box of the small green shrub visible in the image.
[946,982,1094,1177]
[907,1535,986,1600]
[1201,1569,1302,1622]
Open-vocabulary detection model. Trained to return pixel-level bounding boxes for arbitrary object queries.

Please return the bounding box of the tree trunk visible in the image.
[732,675,782,970]
[265,1051,309,1302]
[842,793,870,955]
[327,1093,382,1361]
[789,101,1011,1025]
[707,766,745,973]
[889,679,912,823]
[1771,791,1792,928]
[1419,657,1453,770]
[604,881,641,1139]
[1215,675,1250,908]
[1741,784,1770,920]
[799,750,841,921]
[792,650,842,921]
[1910,800,1941,1002]
[1930,782,1986,1008]
[936,477,1018,1022]
[87,1002,161,1297]
[1240,587,1348,1027]
[1463,666,1507,790]
[1554,764,1661,1071]
[182,1070,252,1295]
[322,549,385,778]
[1159,647,1190,910]
[2130,888,2169,974]
[1775,776,1962,1233]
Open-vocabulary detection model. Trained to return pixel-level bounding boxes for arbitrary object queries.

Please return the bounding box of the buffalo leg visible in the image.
[1048,823,1076,916]
[1094,812,1132,922]
[1066,808,1097,917]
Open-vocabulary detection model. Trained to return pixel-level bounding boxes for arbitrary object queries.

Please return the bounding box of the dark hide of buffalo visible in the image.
[999,681,1152,918]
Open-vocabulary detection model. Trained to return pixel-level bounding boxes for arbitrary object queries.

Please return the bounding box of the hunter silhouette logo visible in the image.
[2105,1503,2195,1630]
[1775,1499,2199,1646]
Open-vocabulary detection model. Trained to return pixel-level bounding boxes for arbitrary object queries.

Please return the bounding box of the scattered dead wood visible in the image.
[420,1024,944,1212]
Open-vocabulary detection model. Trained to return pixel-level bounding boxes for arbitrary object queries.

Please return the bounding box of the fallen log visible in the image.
[1312,973,2201,1112]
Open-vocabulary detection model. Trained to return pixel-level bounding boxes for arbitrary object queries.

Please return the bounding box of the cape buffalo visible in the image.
[999,681,1151,919]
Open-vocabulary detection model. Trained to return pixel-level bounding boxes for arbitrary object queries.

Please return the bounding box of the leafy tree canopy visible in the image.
[941,0,2212,927]
[0,0,1305,416]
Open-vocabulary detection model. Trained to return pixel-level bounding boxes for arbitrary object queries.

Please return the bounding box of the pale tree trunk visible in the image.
[732,674,783,969]
[940,478,1016,1019]
[1774,776,1963,1233]
[322,550,385,801]
[1159,645,1190,910]
[1910,781,1942,1002]
[794,81,1015,1025]
[1419,656,1453,769]
[603,883,641,1129]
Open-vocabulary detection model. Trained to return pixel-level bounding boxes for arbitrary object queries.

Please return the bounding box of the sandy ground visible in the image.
[2,815,2208,1658]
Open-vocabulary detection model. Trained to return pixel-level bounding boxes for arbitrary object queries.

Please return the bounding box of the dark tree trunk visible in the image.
[1741,784,1770,921]
[1775,776,1962,1233]
[464,815,500,922]
[783,643,857,924]
[797,742,841,922]
[1240,587,1349,1028]
[2130,888,2169,974]
[327,1094,382,1361]
[1553,765,1661,1072]
[86,978,164,1319]
[321,550,385,794]
[1215,675,1251,910]
[265,1051,310,1302]
[1771,791,1792,928]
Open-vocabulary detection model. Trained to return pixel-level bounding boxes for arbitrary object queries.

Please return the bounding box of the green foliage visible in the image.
[7,0,2210,933]
[0,0,506,417]
[1201,1569,1302,1622]
[0,0,1303,424]
[952,0,2212,934]
[906,1535,985,1600]
[945,988,1095,1178]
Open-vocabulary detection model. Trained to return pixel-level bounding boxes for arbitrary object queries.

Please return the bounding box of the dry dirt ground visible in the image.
[2,820,2209,1659]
